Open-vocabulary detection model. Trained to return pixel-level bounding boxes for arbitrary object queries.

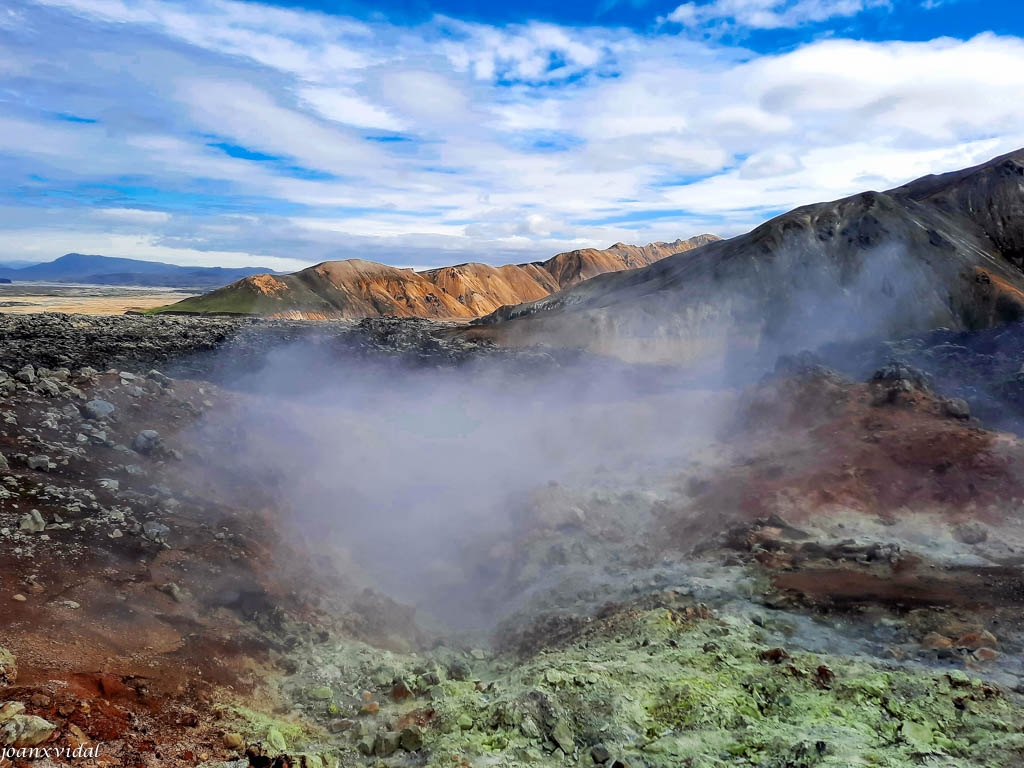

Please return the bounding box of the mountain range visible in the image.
[465,148,1024,364]
[157,236,720,318]
[0,253,276,288]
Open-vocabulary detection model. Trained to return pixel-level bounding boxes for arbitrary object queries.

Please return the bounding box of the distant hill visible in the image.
[156,235,720,318]
[466,148,1024,364]
[0,253,277,288]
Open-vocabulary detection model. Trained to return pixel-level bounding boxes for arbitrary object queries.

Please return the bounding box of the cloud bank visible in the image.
[1,0,1023,268]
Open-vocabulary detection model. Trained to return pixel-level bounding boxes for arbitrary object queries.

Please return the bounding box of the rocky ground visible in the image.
[0,314,524,382]
[1,313,1024,767]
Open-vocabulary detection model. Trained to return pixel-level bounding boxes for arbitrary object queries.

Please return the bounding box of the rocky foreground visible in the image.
[1,314,1024,766]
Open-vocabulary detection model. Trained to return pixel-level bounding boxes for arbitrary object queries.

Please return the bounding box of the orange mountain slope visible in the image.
[159,235,719,319]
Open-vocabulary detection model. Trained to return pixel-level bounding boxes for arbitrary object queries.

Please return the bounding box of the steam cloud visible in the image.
[178,241,958,630]
[190,346,724,627]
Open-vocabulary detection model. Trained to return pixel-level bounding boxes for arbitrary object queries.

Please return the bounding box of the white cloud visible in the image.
[665,0,890,30]
[96,208,173,224]
[0,227,306,270]
[175,79,384,174]
[299,87,405,131]
[375,70,472,126]
[3,0,1024,269]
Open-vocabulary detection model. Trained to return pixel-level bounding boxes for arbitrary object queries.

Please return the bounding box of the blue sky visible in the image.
[277,0,1015,45]
[1,0,1023,270]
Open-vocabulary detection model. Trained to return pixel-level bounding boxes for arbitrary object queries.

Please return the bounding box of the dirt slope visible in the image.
[158,236,719,319]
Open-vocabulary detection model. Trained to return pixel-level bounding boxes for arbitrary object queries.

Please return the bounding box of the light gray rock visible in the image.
[26,455,52,472]
[83,399,116,421]
[18,510,46,533]
[14,366,35,385]
[142,521,171,544]
[34,378,61,397]
[157,582,184,602]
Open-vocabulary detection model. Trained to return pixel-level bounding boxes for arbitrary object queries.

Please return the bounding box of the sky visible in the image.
[1,0,1023,271]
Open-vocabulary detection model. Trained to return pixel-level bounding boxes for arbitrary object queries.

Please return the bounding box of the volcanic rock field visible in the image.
[2,310,1024,768]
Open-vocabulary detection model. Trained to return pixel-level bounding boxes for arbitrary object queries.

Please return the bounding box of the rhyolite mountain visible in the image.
[157,236,720,319]
[466,148,1024,364]
[0,253,276,288]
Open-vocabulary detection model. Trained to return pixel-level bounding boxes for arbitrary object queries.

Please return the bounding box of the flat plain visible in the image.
[0,283,196,315]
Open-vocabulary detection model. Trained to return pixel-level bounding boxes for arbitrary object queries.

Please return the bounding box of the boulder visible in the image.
[550,719,575,754]
[954,522,988,545]
[132,430,164,456]
[400,725,424,751]
[266,726,286,753]
[26,455,52,472]
[956,629,998,650]
[0,702,24,722]
[590,744,611,763]
[0,714,56,748]
[943,398,971,420]
[142,521,171,544]
[34,379,60,397]
[83,400,116,421]
[157,583,184,603]
[18,510,46,533]
[14,365,35,385]
[374,731,401,757]
[921,632,953,650]
[223,732,244,750]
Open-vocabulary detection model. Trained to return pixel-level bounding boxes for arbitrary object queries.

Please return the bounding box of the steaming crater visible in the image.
[3,313,1024,766]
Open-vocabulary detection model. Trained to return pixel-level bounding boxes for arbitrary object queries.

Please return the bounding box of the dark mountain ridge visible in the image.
[469,149,1024,365]
[0,253,276,288]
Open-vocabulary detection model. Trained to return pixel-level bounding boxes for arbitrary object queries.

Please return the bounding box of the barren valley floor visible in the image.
[0,284,196,315]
